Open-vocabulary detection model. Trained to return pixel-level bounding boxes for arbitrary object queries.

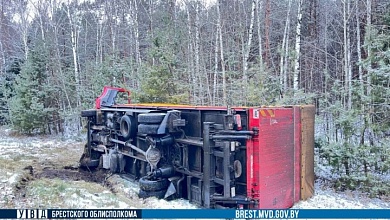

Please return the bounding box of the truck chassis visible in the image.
[80,86,315,209]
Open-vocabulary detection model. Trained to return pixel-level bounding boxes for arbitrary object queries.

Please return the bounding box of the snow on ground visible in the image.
[108,175,198,209]
[0,126,389,210]
[293,183,390,209]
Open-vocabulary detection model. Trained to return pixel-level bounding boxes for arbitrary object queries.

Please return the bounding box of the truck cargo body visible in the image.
[80,86,315,209]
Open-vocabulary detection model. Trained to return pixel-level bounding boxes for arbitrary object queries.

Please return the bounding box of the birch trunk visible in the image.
[324,4,328,94]
[243,0,256,104]
[96,22,100,64]
[264,0,271,67]
[366,0,371,98]
[130,0,141,65]
[195,2,202,105]
[293,0,303,92]
[280,0,292,92]
[213,28,219,105]
[0,39,4,76]
[0,2,4,72]
[149,0,154,65]
[217,0,226,106]
[343,0,352,110]
[356,0,363,98]
[110,3,117,55]
[366,0,372,129]
[16,1,29,59]
[256,0,263,69]
[66,5,81,107]
[347,1,352,111]
[343,0,347,109]
[22,25,29,59]
[186,3,196,104]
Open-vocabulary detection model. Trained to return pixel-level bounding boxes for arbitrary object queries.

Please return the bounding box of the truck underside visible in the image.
[80,86,315,209]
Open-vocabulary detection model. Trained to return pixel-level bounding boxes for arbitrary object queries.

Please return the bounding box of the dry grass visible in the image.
[22,177,142,209]
[0,127,198,210]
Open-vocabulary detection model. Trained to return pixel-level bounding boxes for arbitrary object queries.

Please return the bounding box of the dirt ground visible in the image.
[0,127,388,210]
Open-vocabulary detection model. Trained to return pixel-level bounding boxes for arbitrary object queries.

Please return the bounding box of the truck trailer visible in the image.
[80,86,315,209]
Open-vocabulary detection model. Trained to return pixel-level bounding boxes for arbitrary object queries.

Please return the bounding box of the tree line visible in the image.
[0,0,389,195]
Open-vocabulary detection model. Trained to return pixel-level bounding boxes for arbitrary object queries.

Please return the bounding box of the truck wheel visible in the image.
[81,109,96,117]
[138,189,166,199]
[139,176,169,192]
[138,124,161,135]
[138,113,166,124]
[120,115,136,140]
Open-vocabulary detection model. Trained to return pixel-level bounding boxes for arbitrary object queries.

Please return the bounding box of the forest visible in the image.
[0,0,389,197]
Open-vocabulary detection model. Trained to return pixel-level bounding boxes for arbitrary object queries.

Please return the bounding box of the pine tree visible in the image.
[0,59,22,124]
[362,9,390,137]
[9,44,53,133]
[136,36,184,103]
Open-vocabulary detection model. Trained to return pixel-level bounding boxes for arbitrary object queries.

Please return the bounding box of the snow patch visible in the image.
[293,188,390,209]
[8,174,19,184]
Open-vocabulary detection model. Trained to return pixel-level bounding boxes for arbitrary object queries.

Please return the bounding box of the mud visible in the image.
[14,173,33,191]
[14,165,117,198]
[36,167,109,183]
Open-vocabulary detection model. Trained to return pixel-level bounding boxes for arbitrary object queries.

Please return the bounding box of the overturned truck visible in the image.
[80,86,315,209]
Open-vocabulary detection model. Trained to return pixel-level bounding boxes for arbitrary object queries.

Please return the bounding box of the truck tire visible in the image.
[120,115,136,140]
[81,109,96,117]
[138,124,161,135]
[138,113,166,124]
[139,176,169,192]
[138,189,166,199]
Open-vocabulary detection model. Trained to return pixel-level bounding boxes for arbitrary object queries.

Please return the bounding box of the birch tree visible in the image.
[0,1,5,74]
[256,0,263,69]
[95,4,105,64]
[343,0,352,110]
[264,0,271,67]
[242,0,256,105]
[194,2,202,104]
[366,0,372,98]
[185,2,196,103]
[356,0,363,97]
[15,0,30,59]
[66,3,81,107]
[213,26,218,105]
[128,0,141,66]
[280,0,292,92]
[217,0,226,105]
[31,0,48,44]
[293,0,303,92]
[106,1,118,55]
